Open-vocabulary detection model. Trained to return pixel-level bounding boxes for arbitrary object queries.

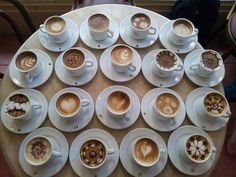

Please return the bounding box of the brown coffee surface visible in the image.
[45,17,66,34]
[156,51,177,69]
[134,138,158,164]
[107,91,130,113]
[25,137,51,164]
[63,49,85,68]
[202,52,219,69]
[186,135,210,161]
[131,13,151,30]
[111,46,133,65]
[88,14,109,32]
[56,93,80,116]
[173,19,193,36]
[7,94,29,117]
[204,93,226,115]
[16,52,37,71]
[80,140,106,167]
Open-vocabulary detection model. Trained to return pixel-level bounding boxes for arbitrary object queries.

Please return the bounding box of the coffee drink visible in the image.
[56,93,80,116]
[80,139,106,167]
[45,16,66,34]
[186,135,210,162]
[156,93,180,116]
[16,52,37,71]
[25,137,51,164]
[202,51,219,69]
[111,46,133,65]
[107,91,130,113]
[173,19,193,36]
[88,14,109,32]
[63,49,85,68]
[156,50,177,69]
[131,13,151,30]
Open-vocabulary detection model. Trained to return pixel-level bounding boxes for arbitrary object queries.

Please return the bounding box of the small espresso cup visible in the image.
[79,138,115,169]
[5,93,41,121]
[24,135,62,166]
[132,136,166,167]
[14,50,42,83]
[190,50,223,78]
[130,13,156,40]
[55,90,90,121]
[178,134,216,164]
[40,16,69,43]
[110,44,136,73]
[168,18,198,45]
[152,49,183,78]
[88,13,114,41]
[62,48,94,76]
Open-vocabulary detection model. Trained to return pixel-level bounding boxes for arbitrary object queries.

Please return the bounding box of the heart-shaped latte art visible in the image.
[140,144,152,157]
[60,98,77,114]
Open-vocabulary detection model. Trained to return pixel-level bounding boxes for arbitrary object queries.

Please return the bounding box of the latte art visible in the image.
[173,20,193,36]
[45,17,66,34]
[131,13,151,30]
[107,91,130,113]
[16,52,37,71]
[204,93,226,115]
[111,46,133,65]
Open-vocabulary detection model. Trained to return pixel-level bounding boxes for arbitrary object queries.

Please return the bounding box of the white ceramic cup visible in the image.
[168,18,198,45]
[130,13,156,40]
[24,135,62,166]
[190,50,223,78]
[40,16,69,44]
[152,49,183,78]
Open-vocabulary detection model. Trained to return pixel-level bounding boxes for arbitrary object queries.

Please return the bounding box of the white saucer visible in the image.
[120,16,159,48]
[184,49,225,87]
[142,49,184,87]
[141,88,186,132]
[80,17,119,49]
[39,18,79,52]
[120,128,168,177]
[159,21,198,54]
[48,87,94,132]
[95,85,140,129]
[168,125,216,176]
[55,47,98,86]
[1,89,47,134]
[70,129,119,177]
[9,49,53,88]
[100,44,141,82]
[186,87,229,131]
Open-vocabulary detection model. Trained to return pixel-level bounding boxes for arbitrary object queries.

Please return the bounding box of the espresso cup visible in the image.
[55,91,90,121]
[62,48,94,76]
[168,18,198,45]
[132,136,166,167]
[88,13,114,41]
[40,16,69,43]
[14,50,42,83]
[152,49,183,78]
[79,138,114,169]
[24,135,62,166]
[130,13,156,40]
[5,93,41,121]
[110,44,136,73]
[190,50,223,78]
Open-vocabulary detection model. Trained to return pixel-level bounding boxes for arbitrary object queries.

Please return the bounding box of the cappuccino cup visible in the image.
[132,136,166,167]
[5,93,41,121]
[62,48,94,76]
[55,91,90,121]
[110,44,136,73]
[79,138,114,169]
[40,16,69,43]
[190,50,223,78]
[24,135,62,166]
[168,18,198,45]
[14,50,42,83]
[152,49,183,78]
[130,13,156,40]
[88,14,114,41]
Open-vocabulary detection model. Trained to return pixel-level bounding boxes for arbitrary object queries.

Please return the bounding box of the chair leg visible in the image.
[0,72,4,79]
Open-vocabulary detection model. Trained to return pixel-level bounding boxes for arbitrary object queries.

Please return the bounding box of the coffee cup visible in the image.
[152,49,183,78]
[130,13,156,40]
[110,44,136,73]
[24,135,62,166]
[5,93,41,121]
[168,18,198,45]
[88,13,114,41]
[190,50,223,78]
[79,138,114,169]
[14,50,42,82]
[55,91,90,121]
[62,48,94,76]
[40,16,69,43]
[178,134,216,163]
[132,136,166,167]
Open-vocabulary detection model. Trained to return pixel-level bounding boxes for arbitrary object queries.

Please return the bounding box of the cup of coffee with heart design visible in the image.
[132,136,166,167]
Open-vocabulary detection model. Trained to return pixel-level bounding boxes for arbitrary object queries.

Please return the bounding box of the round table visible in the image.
[0,4,226,177]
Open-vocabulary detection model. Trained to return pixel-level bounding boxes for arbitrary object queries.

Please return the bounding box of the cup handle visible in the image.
[128,64,136,72]
[124,113,131,121]
[81,99,90,107]
[192,28,199,36]
[211,147,217,153]
[52,151,63,157]
[190,64,199,70]
[85,60,94,68]
[175,63,183,71]
[107,148,115,155]
[222,111,231,118]
[170,117,176,125]
[39,24,47,34]
[25,73,33,83]
[160,149,166,154]
[148,27,156,35]
[107,30,114,38]
[31,102,42,109]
